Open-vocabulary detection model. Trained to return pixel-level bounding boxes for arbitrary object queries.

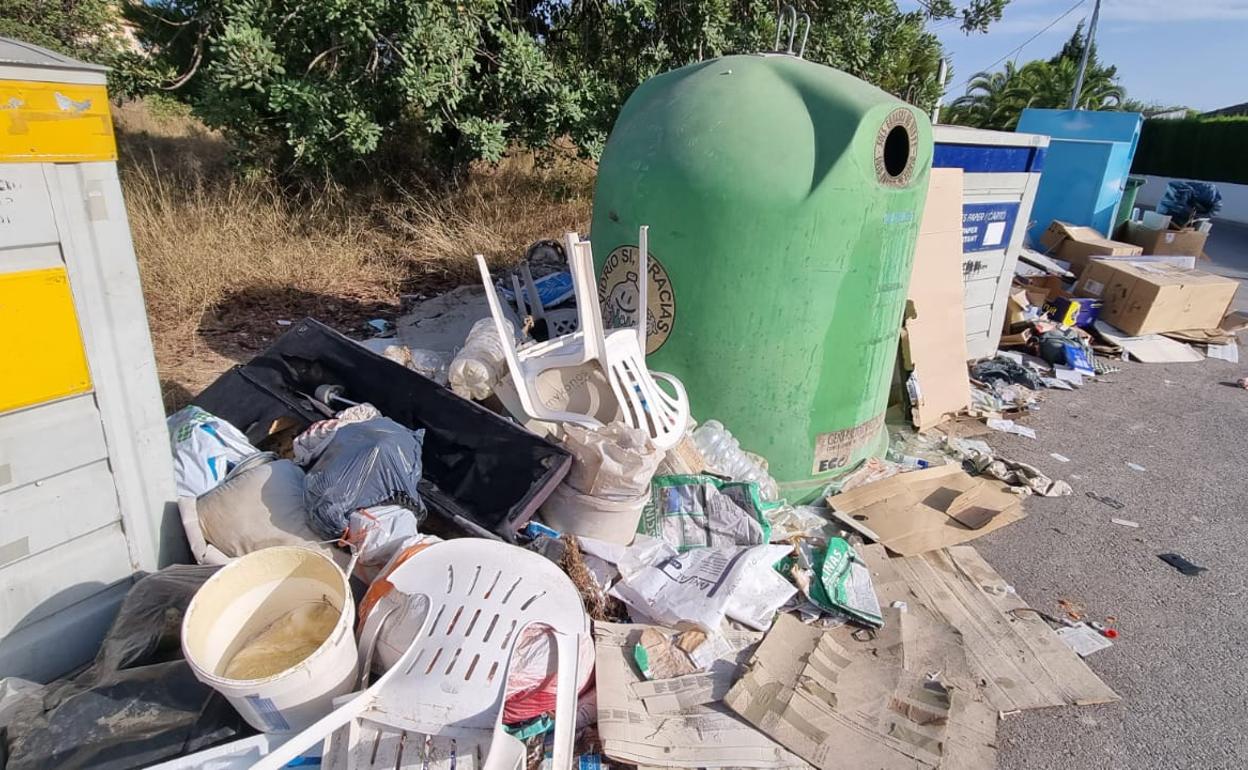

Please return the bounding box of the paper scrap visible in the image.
[1053,366,1084,386]
[986,418,1037,439]
[1111,518,1140,528]
[1205,342,1239,363]
[1050,453,1070,463]
[1094,321,1204,364]
[594,622,800,769]
[1126,462,1146,472]
[1057,624,1114,657]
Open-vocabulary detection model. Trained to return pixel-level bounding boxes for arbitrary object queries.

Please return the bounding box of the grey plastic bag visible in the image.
[304,417,426,539]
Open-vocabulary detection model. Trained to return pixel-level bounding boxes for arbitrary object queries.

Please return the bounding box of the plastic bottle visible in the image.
[449,317,513,400]
[691,420,780,500]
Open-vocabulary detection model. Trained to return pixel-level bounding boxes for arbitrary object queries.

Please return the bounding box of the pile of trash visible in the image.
[0,226,1152,770]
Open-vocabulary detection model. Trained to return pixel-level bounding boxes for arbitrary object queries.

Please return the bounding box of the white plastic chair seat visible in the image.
[251,539,589,770]
[475,226,690,448]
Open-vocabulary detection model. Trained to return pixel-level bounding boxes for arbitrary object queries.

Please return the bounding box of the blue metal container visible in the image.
[1017,109,1142,244]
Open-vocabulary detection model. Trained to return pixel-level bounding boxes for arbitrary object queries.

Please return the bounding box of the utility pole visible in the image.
[1069,0,1102,110]
[931,59,949,124]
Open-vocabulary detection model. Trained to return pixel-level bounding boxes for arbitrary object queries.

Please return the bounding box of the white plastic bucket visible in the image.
[539,482,648,544]
[181,546,358,733]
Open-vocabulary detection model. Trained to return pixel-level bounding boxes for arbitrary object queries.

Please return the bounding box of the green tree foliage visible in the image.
[121,0,1007,177]
[0,0,124,64]
[944,21,1128,130]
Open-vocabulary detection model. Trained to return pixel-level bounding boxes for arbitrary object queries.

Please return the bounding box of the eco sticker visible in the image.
[597,244,675,354]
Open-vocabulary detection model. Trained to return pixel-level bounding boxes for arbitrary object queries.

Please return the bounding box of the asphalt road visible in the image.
[978,221,1248,769]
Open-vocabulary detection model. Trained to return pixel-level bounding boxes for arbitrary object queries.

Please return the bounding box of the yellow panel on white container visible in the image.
[0,80,115,162]
[0,267,92,412]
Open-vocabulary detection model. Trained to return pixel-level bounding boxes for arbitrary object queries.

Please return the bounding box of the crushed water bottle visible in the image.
[692,420,781,500]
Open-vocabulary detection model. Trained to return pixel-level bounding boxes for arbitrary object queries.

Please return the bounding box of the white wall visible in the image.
[1137,175,1248,225]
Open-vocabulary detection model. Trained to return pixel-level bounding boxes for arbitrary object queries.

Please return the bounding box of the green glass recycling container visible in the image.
[591,53,933,500]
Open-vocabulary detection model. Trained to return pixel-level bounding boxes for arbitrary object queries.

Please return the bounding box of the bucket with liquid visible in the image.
[181,546,358,733]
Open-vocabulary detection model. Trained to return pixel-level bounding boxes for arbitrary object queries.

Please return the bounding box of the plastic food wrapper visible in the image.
[167,405,262,497]
[562,422,661,499]
[765,503,833,543]
[304,417,426,539]
[2,565,252,770]
[291,402,382,466]
[344,505,422,583]
[449,317,514,400]
[610,537,796,631]
[636,474,775,551]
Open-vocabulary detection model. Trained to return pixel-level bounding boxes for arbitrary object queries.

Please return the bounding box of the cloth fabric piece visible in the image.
[291,403,382,466]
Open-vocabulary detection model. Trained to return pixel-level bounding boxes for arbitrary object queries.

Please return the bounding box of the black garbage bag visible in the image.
[304,417,426,539]
[2,565,254,770]
[970,356,1043,390]
[1156,181,1222,227]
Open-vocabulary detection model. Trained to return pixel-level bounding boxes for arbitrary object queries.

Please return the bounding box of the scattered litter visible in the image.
[986,418,1038,439]
[1050,453,1070,462]
[1056,624,1114,657]
[1205,342,1239,363]
[365,318,395,336]
[783,538,883,628]
[1086,491,1126,510]
[691,420,780,500]
[972,355,1044,390]
[1111,518,1140,528]
[1239,376,1248,389]
[167,405,263,498]
[1158,553,1207,576]
[381,345,450,384]
[276,319,292,326]
[1126,462,1146,472]
[609,538,796,631]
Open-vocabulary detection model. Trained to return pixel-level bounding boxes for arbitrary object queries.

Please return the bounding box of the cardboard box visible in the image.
[1038,221,1141,276]
[1043,296,1102,328]
[1119,220,1208,256]
[1074,259,1239,335]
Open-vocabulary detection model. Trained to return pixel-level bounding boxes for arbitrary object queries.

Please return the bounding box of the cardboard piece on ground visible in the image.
[903,168,972,430]
[1074,260,1239,336]
[863,545,1120,711]
[1094,321,1204,363]
[594,622,804,769]
[1038,221,1141,276]
[724,610,996,770]
[1119,220,1208,256]
[826,464,1024,556]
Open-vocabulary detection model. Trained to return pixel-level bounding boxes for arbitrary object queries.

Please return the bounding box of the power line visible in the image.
[950,0,1087,90]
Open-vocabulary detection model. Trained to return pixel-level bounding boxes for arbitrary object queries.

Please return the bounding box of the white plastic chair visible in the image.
[251,539,589,770]
[475,227,690,449]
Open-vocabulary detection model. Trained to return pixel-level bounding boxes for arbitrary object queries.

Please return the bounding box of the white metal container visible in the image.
[0,39,180,681]
[181,546,359,734]
[932,125,1050,359]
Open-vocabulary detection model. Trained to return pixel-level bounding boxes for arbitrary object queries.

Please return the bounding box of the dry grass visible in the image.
[113,100,594,404]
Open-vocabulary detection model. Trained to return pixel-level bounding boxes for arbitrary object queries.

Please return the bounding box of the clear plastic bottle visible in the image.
[449,317,513,400]
[692,420,781,500]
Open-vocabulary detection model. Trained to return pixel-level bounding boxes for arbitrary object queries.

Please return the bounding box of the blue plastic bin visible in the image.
[1017,109,1142,244]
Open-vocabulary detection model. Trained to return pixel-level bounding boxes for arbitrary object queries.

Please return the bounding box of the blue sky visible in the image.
[903,0,1248,112]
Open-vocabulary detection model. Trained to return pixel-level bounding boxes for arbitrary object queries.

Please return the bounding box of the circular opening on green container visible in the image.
[882,125,911,179]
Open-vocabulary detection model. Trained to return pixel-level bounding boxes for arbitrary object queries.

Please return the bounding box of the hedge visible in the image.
[1132,117,1248,185]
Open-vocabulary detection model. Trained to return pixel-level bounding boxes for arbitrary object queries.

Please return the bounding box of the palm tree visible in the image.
[945,61,1022,129]
[945,55,1125,130]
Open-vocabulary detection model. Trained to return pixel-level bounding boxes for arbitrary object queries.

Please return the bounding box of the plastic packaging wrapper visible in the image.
[167,405,261,497]
[610,537,796,631]
[291,402,382,466]
[783,539,882,628]
[382,345,451,386]
[765,503,833,543]
[562,422,661,499]
[344,504,422,583]
[1157,180,1222,226]
[449,317,514,400]
[2,565,252,770]
[304,417,426,539]
[636,474,774,550]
